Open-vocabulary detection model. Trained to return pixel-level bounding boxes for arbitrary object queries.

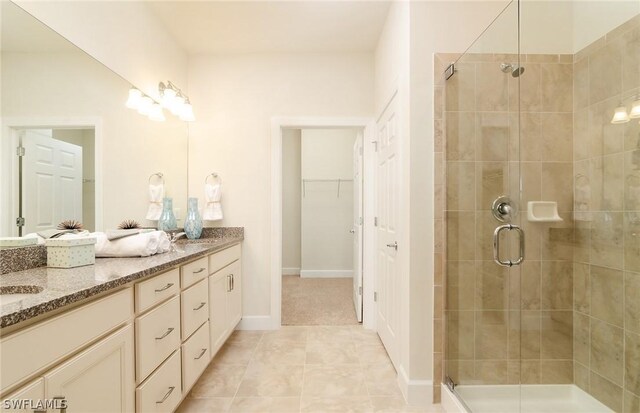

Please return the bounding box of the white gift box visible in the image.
[45,237,97,268]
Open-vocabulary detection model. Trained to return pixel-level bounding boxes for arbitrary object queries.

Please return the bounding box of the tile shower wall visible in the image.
[572,15,640,412]
[438,51,575,389]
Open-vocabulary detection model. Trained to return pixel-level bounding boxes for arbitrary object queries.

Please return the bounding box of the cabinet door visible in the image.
[44,325,134,413]
[209,272,229,357]
[226,261,242,330]
[1,379,44,413]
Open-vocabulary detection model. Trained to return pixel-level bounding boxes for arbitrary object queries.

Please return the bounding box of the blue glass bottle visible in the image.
[184,197,203,239]
[157,197,177,231]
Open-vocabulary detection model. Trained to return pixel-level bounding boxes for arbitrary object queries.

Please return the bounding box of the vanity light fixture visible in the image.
[630,98,640,119]
[611,105,631,124]
[126,87,142,109]
[179,98,195,122]
[137,95,154,116]
[159,81,195,122]
[149,102,166,122]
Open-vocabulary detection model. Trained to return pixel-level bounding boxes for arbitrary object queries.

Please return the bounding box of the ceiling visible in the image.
[147,1,391,55]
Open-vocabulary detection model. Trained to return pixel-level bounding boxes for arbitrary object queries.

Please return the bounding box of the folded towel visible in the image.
[145,184,164,221]
[27,229,90,244]
[106,228,153,241]
[203,182,223,221]
[95,231,170,257]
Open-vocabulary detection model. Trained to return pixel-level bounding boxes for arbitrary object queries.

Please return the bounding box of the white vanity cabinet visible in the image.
[208,245,242,357]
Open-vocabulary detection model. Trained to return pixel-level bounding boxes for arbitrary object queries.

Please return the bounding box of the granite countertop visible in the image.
[0,235,243,329]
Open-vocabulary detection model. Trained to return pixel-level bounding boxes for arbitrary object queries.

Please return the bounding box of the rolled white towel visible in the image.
[94,230,169,257]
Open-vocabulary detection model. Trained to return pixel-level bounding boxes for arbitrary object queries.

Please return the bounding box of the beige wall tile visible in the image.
[626,272,640,335]
[445,360,474,384]
[575,362,590,392]
[541,64,573,112]
[573,109,589,161]
[540,311,573,359]
[591,265,624,326]
[521,310,542,360]
[625,390,640,413]
[447,311,475,359]
[589,41,623,105]
[445,62,476,112]
[475,311,508,360]
[540,360,573,384]
[574,220,591,264]
[475,211,500,261]
[573,57,589,111]
[624,213,640,272]
[590,318,624,385]
[624,151,640,210]
[521,260,541,310]
[623,118,640,153]
[589,97,625,158]
[573,263,591,314]
[541,162,573,212]
[541,113,573,162]
[476,112,509,161]
[541,261,573,310]
[445,112,476,161]
[475,261,508,311]
[521,360,541,384]
[510,64,541,113]
[476,62,508,112]
[476,162,509,211]
[474,360,508,384]
[446,161,475,210]
[590,372,624,412]
[434,86,444,120]
[446,212,475,260]
[512,112,542,161]
[434,119,444,153]
[447,261,475,311]
[540,213,574,261]
[514,162,542,207]
[626,331,640,397]
[591,212,624,270]
[574,312,590,366]
[622,26,640,92]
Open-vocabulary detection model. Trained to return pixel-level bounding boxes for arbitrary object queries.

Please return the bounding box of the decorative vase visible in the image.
[184,197,203,239]
[157,197,177,231]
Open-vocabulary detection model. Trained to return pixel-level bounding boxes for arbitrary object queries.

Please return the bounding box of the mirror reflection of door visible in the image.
[17,128,95,235]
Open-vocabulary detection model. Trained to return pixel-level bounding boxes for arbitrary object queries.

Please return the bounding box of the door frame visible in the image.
[270,117,377,330]
[0,117,104,236]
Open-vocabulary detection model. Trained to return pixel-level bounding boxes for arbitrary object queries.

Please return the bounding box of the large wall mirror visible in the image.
[0,1,189,237]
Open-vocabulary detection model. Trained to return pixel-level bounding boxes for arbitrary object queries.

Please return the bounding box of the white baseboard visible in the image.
[300,270,353,278]
[397,365,434,407]
[441,383,467,413]
[236,316,276,330]
[282,267,300,275]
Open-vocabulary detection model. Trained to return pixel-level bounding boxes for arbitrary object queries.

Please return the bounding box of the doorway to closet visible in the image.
[281,127,364,325]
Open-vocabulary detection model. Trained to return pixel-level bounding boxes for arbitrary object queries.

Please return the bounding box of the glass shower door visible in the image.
[443,1,524,411]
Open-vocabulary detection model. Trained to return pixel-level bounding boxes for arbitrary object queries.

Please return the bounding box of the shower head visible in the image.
[500,63,525,77]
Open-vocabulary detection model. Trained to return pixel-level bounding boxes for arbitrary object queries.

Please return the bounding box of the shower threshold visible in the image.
[443,384,612,413]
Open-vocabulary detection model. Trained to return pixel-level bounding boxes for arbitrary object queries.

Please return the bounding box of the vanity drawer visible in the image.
[181,322,210,393]
[181,278,209,340]
[0,288,133,394]
[208,244,241,275]
[135,296,180,383]
[136,349,182,413]
[135,268,180,314]
[181,257,208,289]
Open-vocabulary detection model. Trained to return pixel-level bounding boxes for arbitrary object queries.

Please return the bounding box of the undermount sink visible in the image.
[0,285,44,305]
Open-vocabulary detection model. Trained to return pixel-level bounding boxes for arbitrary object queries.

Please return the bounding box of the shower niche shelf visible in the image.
[527,201,563,222]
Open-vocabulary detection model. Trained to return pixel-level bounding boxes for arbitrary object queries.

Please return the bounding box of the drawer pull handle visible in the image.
[193,302,206,311]
[230,273,234,291]
[194,348,207,360]
[193,267,206,274]
[156,386,175,404]
[155,327,175,340]
[155,283,174,293]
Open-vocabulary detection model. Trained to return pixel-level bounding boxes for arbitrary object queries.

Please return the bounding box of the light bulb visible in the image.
[126,87,142,109]
[137,96,153,115]
[148,103,166,121]
[630,99,640,119]
[160,82,177,108]
[611,106,630,124]
[179,100,195,122]
[171,93,186,116]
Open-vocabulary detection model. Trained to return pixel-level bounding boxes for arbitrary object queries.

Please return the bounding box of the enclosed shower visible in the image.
[436,1,640,412]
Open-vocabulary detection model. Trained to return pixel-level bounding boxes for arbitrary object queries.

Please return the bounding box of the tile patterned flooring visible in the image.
[177,326,443,413]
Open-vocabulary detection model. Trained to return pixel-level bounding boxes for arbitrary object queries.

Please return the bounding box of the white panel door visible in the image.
[353,132,364,322]
[22,129,83,234]
[376,95,399,367]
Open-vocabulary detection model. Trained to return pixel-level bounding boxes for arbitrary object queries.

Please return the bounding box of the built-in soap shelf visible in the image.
[527,201,563,222]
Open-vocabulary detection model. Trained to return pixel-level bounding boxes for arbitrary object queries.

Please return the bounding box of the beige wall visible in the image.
[187,52,374,319]
[282,129,301,274]
[300,128,355,276]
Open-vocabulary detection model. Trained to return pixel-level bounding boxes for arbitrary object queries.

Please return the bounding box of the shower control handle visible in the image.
[493,224,525,267]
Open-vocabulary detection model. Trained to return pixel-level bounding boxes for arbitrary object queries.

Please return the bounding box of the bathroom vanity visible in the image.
[0,232,243,413]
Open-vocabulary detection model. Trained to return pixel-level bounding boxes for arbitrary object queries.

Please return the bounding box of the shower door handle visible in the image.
[493,224,525,267]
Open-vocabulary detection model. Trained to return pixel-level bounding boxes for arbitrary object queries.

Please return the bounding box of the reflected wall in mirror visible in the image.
[0,1,189,237]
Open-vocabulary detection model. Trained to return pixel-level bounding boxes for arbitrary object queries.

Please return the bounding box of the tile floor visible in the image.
[177,326,443,413]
